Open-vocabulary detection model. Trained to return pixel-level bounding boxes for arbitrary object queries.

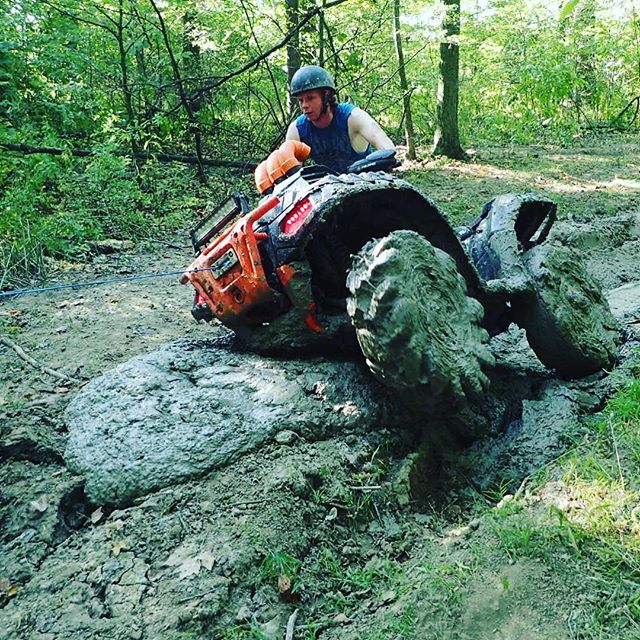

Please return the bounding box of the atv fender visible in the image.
[466,193,557,296]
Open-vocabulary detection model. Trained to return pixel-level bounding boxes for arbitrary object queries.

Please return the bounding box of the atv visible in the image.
[181,142,619,405]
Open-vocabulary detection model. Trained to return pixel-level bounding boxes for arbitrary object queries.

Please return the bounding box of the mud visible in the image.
[2,143,640,639]
[65,334,398,505]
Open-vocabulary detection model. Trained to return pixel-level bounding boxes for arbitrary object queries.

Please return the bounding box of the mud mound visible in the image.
[64,334,398,506]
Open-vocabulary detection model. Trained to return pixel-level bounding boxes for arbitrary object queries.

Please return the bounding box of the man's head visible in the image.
[290,65,337,122]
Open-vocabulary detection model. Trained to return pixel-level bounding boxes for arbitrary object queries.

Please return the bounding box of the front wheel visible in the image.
[512,243,619,378]
[346,230,494,405]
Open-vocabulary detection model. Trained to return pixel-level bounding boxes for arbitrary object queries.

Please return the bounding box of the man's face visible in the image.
[297,90,325,122]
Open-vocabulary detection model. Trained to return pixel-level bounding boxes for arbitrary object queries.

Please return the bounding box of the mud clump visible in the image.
[64,334,400,506]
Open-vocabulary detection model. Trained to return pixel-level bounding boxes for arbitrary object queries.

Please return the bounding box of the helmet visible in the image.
[290,65,335,96]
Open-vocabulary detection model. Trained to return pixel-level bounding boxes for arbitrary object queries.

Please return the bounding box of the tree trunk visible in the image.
[432,0,465,159]
[182,11,203,113]
[285,0,301,115]
[149,0,207,182]
[393,0,416,160]
[115,0,140,156]
[318,0,326,66]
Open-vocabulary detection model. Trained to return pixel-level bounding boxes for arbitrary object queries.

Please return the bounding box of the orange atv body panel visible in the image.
[181,196,284,327]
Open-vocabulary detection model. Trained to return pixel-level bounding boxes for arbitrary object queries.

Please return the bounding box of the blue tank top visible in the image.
[295,103,372,174]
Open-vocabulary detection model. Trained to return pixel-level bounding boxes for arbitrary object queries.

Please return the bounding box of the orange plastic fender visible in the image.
[279,140,311,168]
[255,140,312,194]
[266,148,286,184]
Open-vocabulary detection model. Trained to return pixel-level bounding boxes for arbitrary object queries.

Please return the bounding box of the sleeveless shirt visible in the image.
[295,103,372,174]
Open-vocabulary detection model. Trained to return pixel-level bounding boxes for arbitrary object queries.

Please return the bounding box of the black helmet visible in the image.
[290,65,335,96]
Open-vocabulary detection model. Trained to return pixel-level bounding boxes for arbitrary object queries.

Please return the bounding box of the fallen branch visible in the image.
[0,335,81,384]
[614,95,640,127]
[285,609,299,640]
[0,143,258,171]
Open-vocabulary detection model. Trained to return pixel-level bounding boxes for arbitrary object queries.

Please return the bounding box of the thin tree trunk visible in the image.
[432,0,465,159]
[182,11,202,113]
[318,1,325,66]
[393,0,416,160]
[116,2,138,153]
[285,0,301,115]
[148,0,207,182]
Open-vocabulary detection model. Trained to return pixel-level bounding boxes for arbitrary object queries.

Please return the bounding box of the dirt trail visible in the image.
[2,139,640,639]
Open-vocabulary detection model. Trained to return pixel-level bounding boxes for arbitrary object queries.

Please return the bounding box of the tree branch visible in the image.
[192,0,351,99]
[1,336,81,385]
[0,143,258,170]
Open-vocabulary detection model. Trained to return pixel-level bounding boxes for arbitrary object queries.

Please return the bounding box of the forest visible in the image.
[1,0,639,287]
[2,2,640,639]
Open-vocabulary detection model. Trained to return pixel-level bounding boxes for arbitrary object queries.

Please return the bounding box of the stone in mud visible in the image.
[606,281,640,321]
[64,336,395,506]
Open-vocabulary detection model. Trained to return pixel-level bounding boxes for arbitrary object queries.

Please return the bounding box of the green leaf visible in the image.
[560,0,581,20]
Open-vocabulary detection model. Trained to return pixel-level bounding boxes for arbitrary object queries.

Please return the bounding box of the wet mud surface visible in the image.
[2,144,640,639]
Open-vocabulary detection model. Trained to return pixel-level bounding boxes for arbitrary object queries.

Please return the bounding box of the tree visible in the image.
[285,0,301,115]
[432,0,465,159]
[392,0,416,160]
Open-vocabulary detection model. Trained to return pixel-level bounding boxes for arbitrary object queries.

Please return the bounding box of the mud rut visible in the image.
[1,202,640,639]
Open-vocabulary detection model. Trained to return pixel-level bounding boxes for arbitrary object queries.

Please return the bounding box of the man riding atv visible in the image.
[285,65,396,174]
[181,68,619,409]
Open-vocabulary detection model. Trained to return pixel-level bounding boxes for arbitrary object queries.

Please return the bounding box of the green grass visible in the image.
[482,377,640,637]
[260,549,302,593]
[0,152,250,289]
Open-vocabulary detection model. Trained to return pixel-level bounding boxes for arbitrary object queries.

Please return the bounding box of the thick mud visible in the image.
[65,334,398,506]
[2,143,640,639]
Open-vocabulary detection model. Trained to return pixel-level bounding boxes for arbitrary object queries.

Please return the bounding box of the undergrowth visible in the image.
[0,152,249,290]
[487,376,640,638]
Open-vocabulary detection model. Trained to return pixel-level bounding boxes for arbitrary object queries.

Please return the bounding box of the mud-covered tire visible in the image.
[346,230,494,404]
[513,243,619,378]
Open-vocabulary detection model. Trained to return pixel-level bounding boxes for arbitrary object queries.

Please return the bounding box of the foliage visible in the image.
[1,0,640,285]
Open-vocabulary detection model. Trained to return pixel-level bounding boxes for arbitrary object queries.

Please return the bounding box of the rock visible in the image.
[235,605,252,623]
[275,430,298,445]
[88,239,135,254]
[259,615,282,640]
[64,337,395,505]
[606,281,640,321]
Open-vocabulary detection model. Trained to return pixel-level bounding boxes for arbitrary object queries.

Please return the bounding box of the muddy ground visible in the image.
[2,136,640,639]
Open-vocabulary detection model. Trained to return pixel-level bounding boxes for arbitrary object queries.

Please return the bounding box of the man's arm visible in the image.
[286,122,300,142]
[348,108,395,152]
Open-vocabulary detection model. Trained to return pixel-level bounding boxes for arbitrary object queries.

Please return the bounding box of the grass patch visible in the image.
[0,152,251,289]
[484,378,640,637]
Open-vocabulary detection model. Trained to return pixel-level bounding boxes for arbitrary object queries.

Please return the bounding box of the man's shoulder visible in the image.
[337,102,357,116]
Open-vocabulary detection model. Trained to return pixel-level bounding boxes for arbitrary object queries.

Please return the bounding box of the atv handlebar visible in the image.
[346,149,398,174]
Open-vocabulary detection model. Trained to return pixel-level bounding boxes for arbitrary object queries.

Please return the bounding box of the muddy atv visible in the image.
[181,144,619,405]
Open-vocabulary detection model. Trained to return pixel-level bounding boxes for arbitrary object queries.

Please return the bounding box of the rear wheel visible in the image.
[512,243,619,378]
[346,230,494,404]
